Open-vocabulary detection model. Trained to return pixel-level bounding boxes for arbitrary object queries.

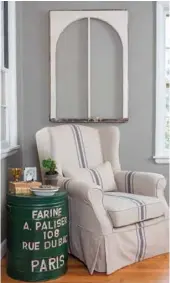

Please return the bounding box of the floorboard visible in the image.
[1,254,169,283]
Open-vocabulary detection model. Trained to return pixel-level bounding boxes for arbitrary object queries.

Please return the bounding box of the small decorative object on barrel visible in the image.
[9,168,23,182]
[24,167,37,182]
[8,167,41,195]
[42,158,58,186]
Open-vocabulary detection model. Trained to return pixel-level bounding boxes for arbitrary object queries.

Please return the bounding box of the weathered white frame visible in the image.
[153,2,169,164]
[49,10,128,123]
[0,1,19,159]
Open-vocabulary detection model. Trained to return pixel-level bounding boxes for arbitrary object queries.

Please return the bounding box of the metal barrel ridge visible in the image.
[7,191,68,281]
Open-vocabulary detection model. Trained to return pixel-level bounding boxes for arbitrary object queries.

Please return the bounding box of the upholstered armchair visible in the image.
[36,125,168,275]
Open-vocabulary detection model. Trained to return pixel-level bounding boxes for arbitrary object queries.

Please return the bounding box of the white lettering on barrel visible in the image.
[22,242,27,249]
[37,210,44,219]
[23,222,30,230]
[35,242,40,250]
[35,218,67,231]
[43,229,60,240]
[40,259,47,272]
[31,260,39,272]
[53,208,62,217]
[32,208,62,220]
[58,235,68,246]
[29,206,67,273]
[41,222,48,230]
[32,210,38,219]
[43,210,49,218]
[54,229,59,238]
[49,258,56,270]
[31,255,65,272]
[47,231,53,239]
[44,241,50,250]
[22,241,40,251]
[35,221,41,230]
[60,255,64,267]
[58,238,62,246]
[44,240,58,249]
[51,240,57,248]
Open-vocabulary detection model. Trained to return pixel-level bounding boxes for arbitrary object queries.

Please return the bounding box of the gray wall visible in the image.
[15,1,169,202]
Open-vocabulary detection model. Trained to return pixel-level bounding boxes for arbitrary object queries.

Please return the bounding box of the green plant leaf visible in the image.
[42,158,57,174]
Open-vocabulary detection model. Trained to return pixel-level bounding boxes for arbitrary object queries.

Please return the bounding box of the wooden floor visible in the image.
[1,254,169,283]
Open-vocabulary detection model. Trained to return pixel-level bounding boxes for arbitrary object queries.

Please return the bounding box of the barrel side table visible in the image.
[7,191,68,282]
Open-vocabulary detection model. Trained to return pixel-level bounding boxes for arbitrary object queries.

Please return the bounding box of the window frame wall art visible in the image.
[49,10,129,123]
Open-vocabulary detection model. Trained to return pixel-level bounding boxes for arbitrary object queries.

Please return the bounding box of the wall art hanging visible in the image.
[49,10,128,123]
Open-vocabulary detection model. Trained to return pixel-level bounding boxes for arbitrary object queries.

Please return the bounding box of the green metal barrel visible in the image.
[7,191,68,282]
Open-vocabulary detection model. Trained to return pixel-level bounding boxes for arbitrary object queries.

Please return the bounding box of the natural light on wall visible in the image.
[165,13,170,151]
[0,1,19,159]
[154,1,170,164]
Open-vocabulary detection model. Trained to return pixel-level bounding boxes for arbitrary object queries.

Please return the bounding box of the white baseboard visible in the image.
[1,239,7,259]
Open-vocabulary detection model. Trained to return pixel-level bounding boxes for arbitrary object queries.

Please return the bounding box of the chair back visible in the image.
[36,124,121,178]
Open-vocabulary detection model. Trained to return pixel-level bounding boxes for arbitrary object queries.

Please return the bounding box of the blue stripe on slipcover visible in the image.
[70,125,82,167]
[135,224,140,262]
[110,194,146,262]
[76,125,88,167]
[126,171,136,194]
[63,179,71,190]
[127,171,133,193]
[71,125,88,168]
[131,172,136,194]
[95,169,104,188]
[88,169,96,183]
[141,222,147,260]
[137,222,144,261]
[90,169,101,186]
[125,171,129,193]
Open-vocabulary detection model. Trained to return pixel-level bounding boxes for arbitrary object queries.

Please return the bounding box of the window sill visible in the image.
[153,156,170,164]
[1,145,20,160]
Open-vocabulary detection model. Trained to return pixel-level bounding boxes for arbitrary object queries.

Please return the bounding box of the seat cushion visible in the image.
[63,161,117,192]
[103,192,165,227]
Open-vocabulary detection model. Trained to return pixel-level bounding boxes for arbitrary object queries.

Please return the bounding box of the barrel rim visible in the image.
[7,191,68,206]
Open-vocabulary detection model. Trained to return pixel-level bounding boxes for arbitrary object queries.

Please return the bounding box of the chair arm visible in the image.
[57,176,113,234]
[57,176,102,201]
[114,170,166,198]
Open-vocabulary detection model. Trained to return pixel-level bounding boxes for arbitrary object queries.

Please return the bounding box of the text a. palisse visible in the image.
[22,207,68,273]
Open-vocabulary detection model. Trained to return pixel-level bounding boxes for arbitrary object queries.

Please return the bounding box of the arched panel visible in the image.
[55,18,88,119]
[91,18,123,119]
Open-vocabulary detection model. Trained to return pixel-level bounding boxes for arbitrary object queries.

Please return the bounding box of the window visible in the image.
[0,1,19,159]
[155,1,170,164]
[165,13,170,150]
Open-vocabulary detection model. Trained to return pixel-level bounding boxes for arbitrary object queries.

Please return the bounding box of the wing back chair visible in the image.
[36,124,168,275]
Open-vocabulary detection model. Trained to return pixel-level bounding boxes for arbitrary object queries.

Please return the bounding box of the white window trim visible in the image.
[1,145,20,160]
[0,1,19,159]
[154,1,170,164]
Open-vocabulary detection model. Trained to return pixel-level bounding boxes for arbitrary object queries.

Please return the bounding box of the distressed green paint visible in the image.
[7,191,68,282]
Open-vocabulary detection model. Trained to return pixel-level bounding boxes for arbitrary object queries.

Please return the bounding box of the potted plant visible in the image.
[42,158,58,186]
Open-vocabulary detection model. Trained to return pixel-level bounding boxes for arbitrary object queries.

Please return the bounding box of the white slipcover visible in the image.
[63,161,117,192]
[103,192,165,227]
[36,125,169,275]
